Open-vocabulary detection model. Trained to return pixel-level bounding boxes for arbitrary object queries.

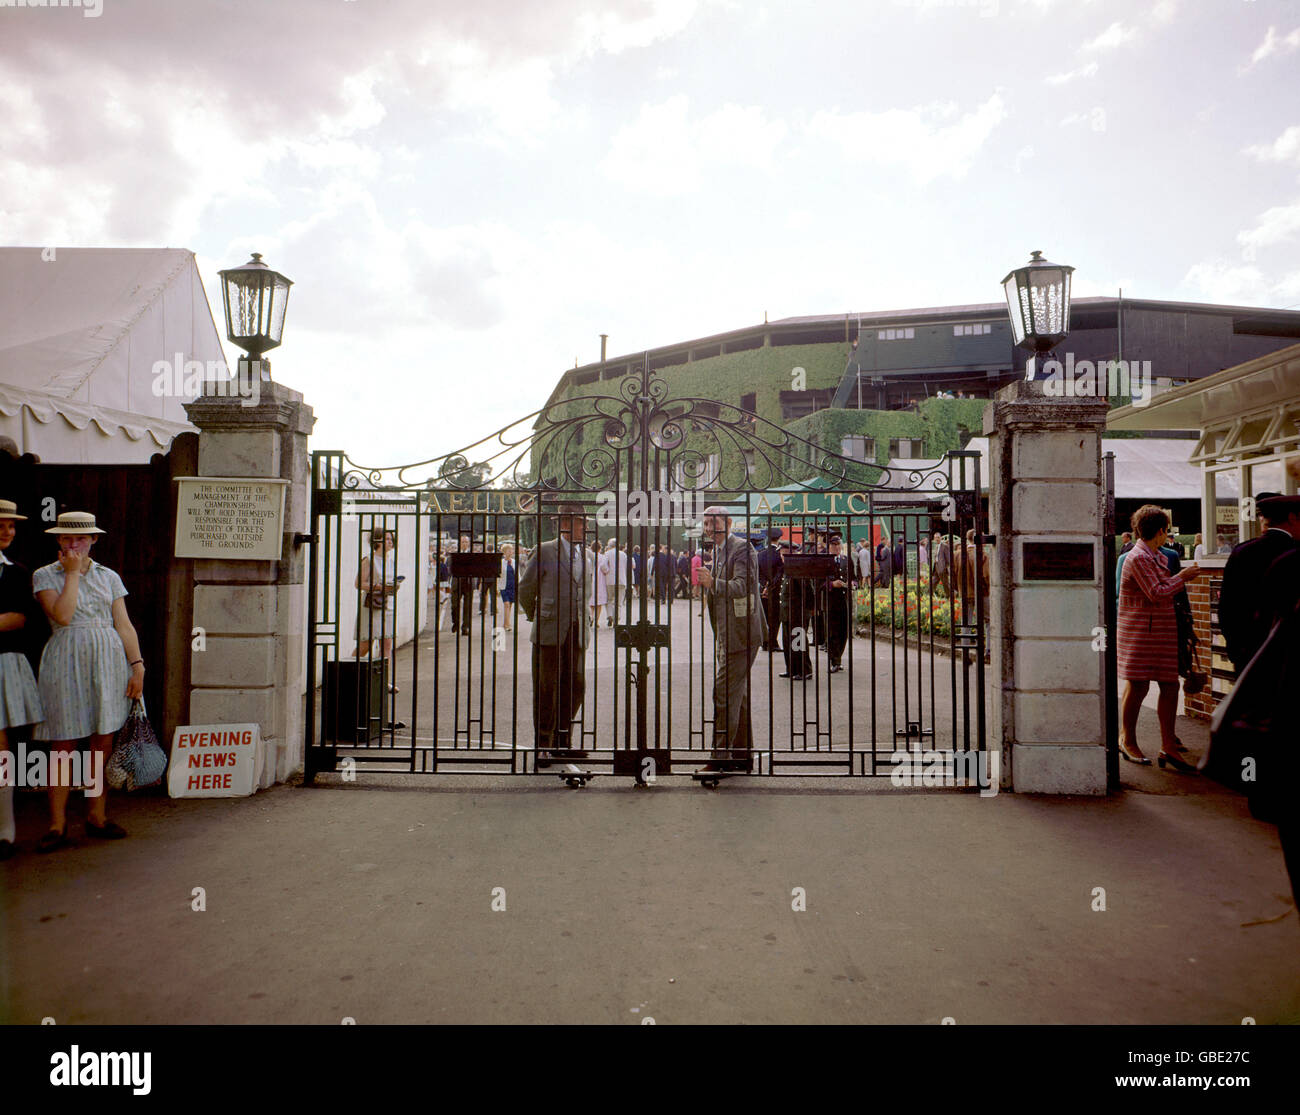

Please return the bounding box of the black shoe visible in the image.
[0,839,15,861]
[1158,750,1197,774]
[86,819,127,840]
[829,663,842,673]
[778,671,793,678]
[384,720,407,731]
[35,826,71,853]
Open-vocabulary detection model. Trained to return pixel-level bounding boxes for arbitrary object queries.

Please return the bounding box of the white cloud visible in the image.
[1182,261,1268,304]
[1245,125,1300,164]
[434,43,562,147]
[572,0,701,56]
[1148,0,1178,27]
[1081,21,1136,53]
[1059,107,1107,132]
[1245,25,1300,68]
[602,95,787,196]
[1236,201,1300,261]
[1045,62,1098,86]
[807,92,1007,186]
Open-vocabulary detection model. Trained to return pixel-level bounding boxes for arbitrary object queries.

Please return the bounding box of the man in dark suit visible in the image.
[516,503,590,761]
[757,528,784,651]
[779,541,814,680]
[1218,492,1300,671]
[654,544,672,603]
[449,532,474,636]
[825,534,855,672]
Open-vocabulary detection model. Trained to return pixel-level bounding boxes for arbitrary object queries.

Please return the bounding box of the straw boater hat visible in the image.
[0,500,27,521]
[45,511,106,535]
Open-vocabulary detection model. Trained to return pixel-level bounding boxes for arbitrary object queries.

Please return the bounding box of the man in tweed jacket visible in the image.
[696,506,766,771]
[517,504,590,760]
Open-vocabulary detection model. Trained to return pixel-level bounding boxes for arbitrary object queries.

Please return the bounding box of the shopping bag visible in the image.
[105,699,167,791]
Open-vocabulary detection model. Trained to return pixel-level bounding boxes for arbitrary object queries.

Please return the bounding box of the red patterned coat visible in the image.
[1117,540,1184,682]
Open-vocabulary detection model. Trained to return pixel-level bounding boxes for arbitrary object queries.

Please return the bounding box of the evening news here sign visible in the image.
[167,724,259,797]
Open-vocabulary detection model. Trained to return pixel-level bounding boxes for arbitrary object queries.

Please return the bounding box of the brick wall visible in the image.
[1184,571,1233,720]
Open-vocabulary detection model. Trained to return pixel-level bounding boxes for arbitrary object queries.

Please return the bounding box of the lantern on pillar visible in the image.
[218,252,292,382]
[1001,251,1074,379]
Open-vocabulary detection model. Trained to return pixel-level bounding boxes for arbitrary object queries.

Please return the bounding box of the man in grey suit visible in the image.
[517,502,590,761]
[696,506,766,772]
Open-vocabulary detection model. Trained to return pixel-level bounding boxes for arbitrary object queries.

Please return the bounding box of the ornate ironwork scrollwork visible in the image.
[324,362,969,498]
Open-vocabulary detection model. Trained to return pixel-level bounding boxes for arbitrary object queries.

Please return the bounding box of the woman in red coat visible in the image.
[1117,505,1202,771]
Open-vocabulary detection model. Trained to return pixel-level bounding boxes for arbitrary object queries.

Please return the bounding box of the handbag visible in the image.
[105,699,168,791]
[364,584,388,610]
[1182,642,1208,696]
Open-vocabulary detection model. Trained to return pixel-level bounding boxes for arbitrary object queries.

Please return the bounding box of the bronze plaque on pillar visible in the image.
[1023,542,1094,581]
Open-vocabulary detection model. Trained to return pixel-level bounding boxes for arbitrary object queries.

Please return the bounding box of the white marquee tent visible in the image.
[0,247,226,463]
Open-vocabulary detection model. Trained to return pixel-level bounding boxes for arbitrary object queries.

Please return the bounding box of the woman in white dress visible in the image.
[33,511,144,851]
[355,528,401,694]
[587,539,607,627]
[0,499,44,860]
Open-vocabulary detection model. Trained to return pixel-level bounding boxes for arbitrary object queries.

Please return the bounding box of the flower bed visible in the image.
[854,580,964,637]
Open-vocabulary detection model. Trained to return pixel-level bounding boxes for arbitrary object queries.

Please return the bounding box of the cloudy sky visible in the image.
[2,0,1298,467]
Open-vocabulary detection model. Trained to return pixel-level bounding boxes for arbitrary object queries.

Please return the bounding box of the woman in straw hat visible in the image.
[32,512,145,851]
[0,500,44,860]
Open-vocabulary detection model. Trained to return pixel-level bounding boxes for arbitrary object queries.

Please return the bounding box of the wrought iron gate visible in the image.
[305,362,987,785]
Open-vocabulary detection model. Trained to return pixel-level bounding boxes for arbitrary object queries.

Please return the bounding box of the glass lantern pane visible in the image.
[267,277,289,344]
[1029,269,1064,336]
[1003,276,1026,345]
[227,280,265,338]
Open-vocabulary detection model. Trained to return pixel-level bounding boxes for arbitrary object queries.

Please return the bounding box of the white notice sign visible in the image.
[168,724,260,797]
[174,477,288,560]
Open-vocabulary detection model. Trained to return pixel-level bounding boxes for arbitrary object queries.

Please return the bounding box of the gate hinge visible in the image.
[293,532,316,547]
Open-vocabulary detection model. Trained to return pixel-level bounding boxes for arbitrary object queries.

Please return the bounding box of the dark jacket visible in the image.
[1205,560,1299,826]
[1218,528,1300,671]
[0,559,34,657]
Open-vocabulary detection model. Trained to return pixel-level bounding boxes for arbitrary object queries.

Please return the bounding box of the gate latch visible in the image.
[614,622,671,650]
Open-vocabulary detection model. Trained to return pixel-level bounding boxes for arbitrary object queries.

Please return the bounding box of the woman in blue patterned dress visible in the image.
[0,499,44,860]
[33,512,145,852]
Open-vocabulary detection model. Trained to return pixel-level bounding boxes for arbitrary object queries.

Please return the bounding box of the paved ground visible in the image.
[3,600,1295,1025]
[3,700,1296,1025]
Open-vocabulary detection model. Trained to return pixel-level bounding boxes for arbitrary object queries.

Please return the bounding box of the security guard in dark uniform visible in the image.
[757,528,784,651]
[1218,491,1300,671]
[779,538,815,680]
[824,534,855,672]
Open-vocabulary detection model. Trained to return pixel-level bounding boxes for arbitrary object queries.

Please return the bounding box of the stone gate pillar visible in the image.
[984,379,1110,794]
[183,381,315,789]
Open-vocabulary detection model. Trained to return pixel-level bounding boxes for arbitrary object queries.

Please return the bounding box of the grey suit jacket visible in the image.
[706,535,766,650]
[517,537,590,649]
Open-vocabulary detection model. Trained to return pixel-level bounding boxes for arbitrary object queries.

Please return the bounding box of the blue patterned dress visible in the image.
[0,554,43,730]
[32,561,131,740]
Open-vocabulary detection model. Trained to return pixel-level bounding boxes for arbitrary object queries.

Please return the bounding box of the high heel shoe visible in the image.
[1158,750,1198,774]
[1119,743,1150,765]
